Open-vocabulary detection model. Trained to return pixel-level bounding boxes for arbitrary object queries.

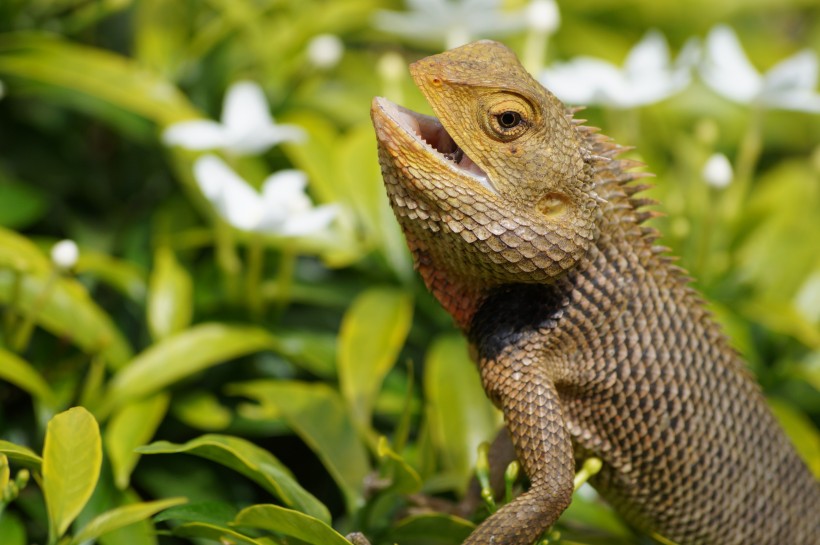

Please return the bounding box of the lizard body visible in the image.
[370,41,820,544]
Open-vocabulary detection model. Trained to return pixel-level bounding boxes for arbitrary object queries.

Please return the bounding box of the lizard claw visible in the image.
[345,532,373,545]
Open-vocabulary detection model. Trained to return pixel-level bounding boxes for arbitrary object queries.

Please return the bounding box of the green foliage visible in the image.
[0,1,818,544]
[137,434,330,522]
[43,407,102,540]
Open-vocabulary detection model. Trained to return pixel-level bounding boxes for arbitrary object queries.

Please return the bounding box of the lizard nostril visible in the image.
[537,192,570,219]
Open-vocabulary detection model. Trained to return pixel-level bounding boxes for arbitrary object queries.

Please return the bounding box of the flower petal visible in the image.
[620,33,693,108]
[762,89,820,113]
[620,33,679,107]
[702,153,733,188]
[280,205,339,236]
[540,58,623,105]
[763,50,819,94]
[672,37,701,87]
[227,124,306,156]
[51,239,79,270]
[162,120,228,150]
[701,25,762,104]
[624,30,670,76]
[373,0,525,45]
[256,170,310,231]
[221,81,275,136]
[261,170,309,202]
[527,0,560,33]
[193,155,263,230]
[307,34,344,68]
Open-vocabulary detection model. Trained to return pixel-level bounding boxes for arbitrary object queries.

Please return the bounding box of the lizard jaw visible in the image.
[371,97,497,195]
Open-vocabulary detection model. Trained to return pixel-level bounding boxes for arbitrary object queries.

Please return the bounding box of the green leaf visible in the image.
[0,178,47,230]
[376,437,422,495]
[137,434,330,523]
[738,161,819,302]
[0,347,56,405]
[740,299,820,350]
[0,33,198,127]
[425,335,501,490]
[798,350,820,393]
[134,0,191,77]
[153,501,237,526]
[0,511,26,545]
[0,440,42,469]
[172,392,233,431]
[72,497,187,544]
[76,250,147,303]
[338,287,413,435]
[559,485,634,538]
[59,0,133,34]
[768,398,820,478]
[0,271,133,369]
[96,488,160,545]
[42,407,102,540]
[0,226,51,273]
[97,323,277,417]
[275,329,338,379]
[147,246,192,341]
[386,513,474,545]
[106,394,170,490]
[228,380,370,512]
[233,504,351,545]
[0,453,9,493]
[171,522,266,545]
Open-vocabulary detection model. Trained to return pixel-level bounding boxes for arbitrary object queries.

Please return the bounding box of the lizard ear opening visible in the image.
[536,192,571,219]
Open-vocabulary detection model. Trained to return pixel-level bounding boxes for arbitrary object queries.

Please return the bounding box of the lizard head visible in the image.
[371,40,602,328]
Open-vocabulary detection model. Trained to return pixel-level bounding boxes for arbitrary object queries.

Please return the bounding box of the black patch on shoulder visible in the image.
[468,283,567,360]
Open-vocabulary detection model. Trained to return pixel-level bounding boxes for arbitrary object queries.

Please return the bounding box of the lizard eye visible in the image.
[480,94,533,141]
[496,111,522,128]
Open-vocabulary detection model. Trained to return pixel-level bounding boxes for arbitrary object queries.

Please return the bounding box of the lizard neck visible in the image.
[414,246,490,331]
[464,182,684,361]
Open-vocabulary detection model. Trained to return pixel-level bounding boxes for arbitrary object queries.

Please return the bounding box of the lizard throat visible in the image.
[372,97,497,194]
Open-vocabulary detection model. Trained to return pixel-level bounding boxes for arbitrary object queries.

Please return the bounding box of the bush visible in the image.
[0,1,818,544]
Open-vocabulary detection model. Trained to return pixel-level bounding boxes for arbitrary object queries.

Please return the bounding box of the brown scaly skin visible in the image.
[370,41,820,545]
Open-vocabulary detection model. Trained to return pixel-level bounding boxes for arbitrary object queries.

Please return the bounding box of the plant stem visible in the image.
[2,269,22,345]
[573,457,602,490]
[725,103,764,224]
[246,234,265,319]
[11,270,57,353]
[272,244,297,317]
[215,220,241,303]
[523,29,549,75]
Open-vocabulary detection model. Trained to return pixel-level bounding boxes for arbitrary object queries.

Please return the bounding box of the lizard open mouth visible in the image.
[372,97,497,194]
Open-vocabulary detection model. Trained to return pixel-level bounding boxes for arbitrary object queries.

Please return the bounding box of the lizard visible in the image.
[369,40,820,545]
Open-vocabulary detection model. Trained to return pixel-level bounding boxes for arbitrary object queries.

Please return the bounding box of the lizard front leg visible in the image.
[465,345,575,545]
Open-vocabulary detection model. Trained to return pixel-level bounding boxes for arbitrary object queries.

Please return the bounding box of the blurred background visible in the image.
[0,1,818,544]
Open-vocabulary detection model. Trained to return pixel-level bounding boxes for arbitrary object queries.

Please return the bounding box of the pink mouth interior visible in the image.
[383,100,494,191]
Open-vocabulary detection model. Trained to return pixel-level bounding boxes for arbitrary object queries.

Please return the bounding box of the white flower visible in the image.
[527,0,559,34]
[701,25,820,113]
[378,52,406,83]
[193,155,337,237]
[539,31,698,108]
[374,0,529,50]
[51,240,79,270]
[702,153,733,188]
[307,34,344,69]
[163,81,305,156]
